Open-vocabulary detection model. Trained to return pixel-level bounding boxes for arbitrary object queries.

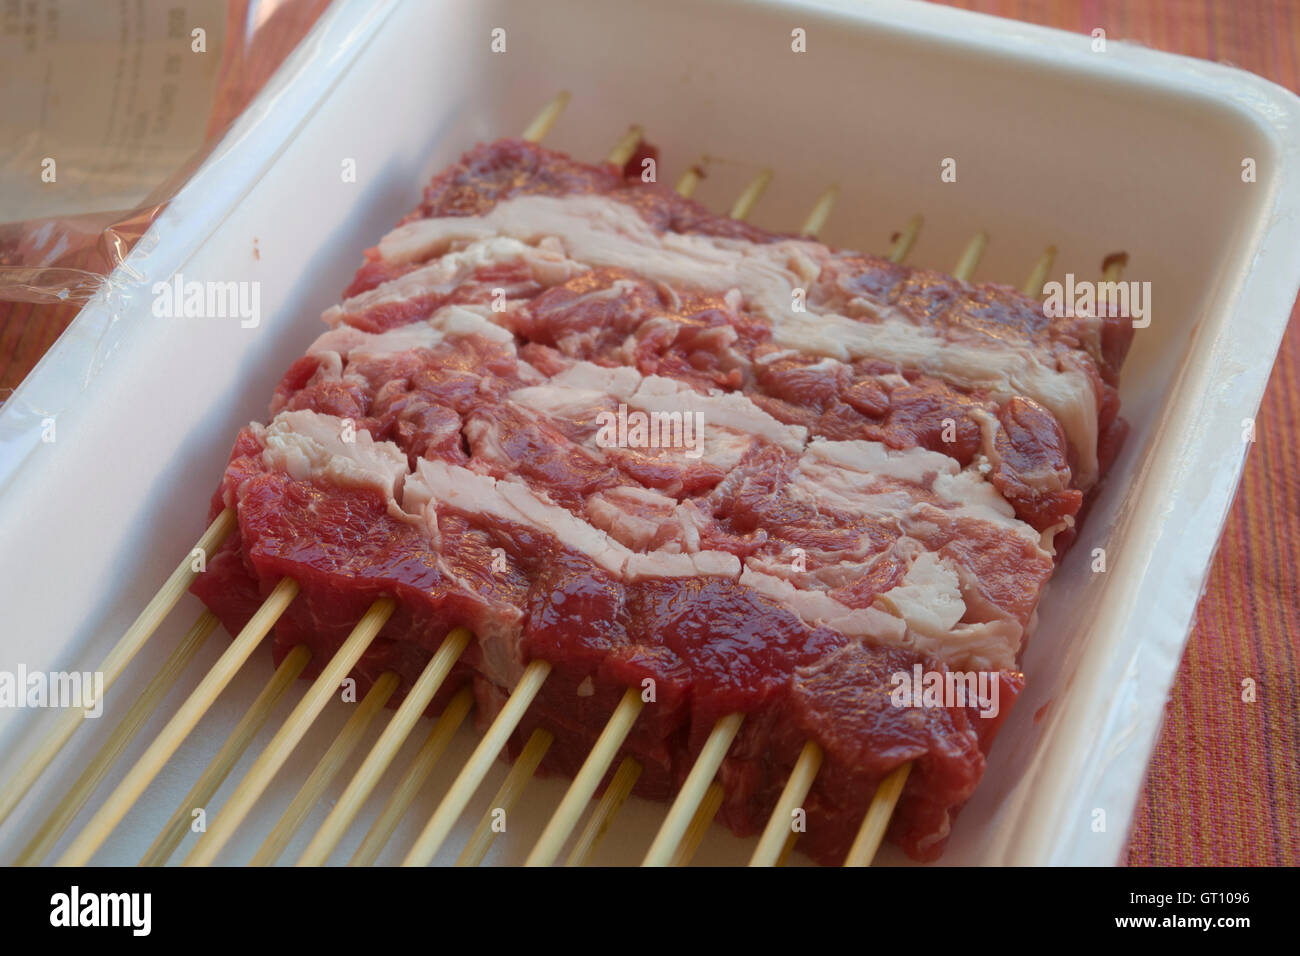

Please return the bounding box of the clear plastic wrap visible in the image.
[0,0,330,381]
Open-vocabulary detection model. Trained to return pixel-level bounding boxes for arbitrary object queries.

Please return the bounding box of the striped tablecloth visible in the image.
[1,0,1295,865]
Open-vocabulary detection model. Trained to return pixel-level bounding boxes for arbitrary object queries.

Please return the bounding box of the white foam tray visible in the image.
[2,0,1298,866]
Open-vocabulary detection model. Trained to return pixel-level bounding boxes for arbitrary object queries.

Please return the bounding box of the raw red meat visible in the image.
[192,138,1131,864]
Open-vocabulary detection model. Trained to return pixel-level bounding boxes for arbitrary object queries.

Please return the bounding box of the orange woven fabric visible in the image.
[1,0,1295,865]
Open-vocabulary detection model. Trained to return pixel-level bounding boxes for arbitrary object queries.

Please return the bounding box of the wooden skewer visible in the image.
[1022,244,1057,297]
[401,659,552,866]
[556,155,723,867]
[458,727,554,866]
[953,231,989,282]
[0,508,236,829]
[842,230,990,867]
[521,91,570,144]
[954,232,986,282]
[801,185,840,238]
[606,126,645,168]
[748,739,822,867]
[393,125,661,867]
[674,159,707,198]
[565,755,641,866]
[642,711,742,866]
[389,125,656,868]
[842,235,1076,866]
[888,214,923,264]
[347,686,474,867]
[669,780,725,867]
[843,761,912,866]
[729,168,772,220]
[1103,254,1127,283]
[635,166,794,867]
[15,611,217,866]
[296,626,471,865]
[139,644,311,866]
[568,134,731,865]
[549,156,737,869]
[559,166,793,868]
[775,827,799,867]
[525,687,643,866]
[757,187,946,869]
[250,671,399,866]
[57,576,298,865]
[293,99,579,865]
[183,598,395,865]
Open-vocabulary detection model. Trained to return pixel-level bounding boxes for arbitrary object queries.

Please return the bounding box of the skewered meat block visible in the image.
[193,139,1131,862]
